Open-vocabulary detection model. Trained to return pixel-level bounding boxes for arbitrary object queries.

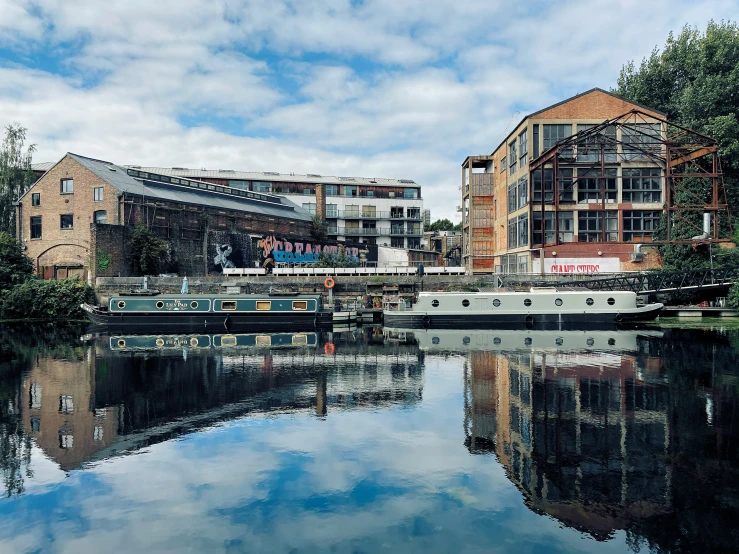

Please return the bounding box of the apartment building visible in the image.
[462,88,667,274]
[133,168,425,249]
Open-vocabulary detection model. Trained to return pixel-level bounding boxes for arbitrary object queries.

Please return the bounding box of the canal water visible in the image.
[1,324,738,553]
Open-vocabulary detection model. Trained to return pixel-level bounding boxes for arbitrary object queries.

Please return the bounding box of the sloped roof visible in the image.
[31,161,55,172]
[63,153,312,221]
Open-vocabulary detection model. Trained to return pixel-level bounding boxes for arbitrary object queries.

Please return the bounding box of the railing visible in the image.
[326,227,422,236]
[327,210,423,220]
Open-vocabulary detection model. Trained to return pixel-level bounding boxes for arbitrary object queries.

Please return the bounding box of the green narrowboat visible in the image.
[108,332,318,352]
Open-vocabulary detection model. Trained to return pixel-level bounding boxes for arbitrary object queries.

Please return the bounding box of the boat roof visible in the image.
[110,293,323,299]
[418,290,635,296]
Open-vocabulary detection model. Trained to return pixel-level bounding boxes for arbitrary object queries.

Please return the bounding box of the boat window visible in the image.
[156,301,164,309]
[117,300,126,309]
[555,298,563,306]
[431,299,440,307]
[586,298,594,306]
[524,298,532,307]
[493,299,501,307]
[256,301,271,311]
[555,337,563,346]
[462,299,470,307]
[117,339,126,348]
[221,335,237,347]
[190,337,199,347]
[222,301,237,311]
[292,301,308,311]
[524,337,532,346]
[256,335,271,346]
[432,337,440,344]
[586,337,595,346]
[292,334,308,345]
[493,337,501,344]
[190,301,198,309]
[607,297,615,305]
[608,338,616,346]
[155,338,164,347]
[463,336,470,344]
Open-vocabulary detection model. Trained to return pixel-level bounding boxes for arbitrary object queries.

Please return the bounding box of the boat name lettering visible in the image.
[164,299,190,311]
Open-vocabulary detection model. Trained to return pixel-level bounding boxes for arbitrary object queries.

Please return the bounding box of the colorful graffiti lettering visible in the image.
[258,236,360,264]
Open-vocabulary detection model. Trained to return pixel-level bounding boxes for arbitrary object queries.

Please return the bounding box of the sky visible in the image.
[0,0,736,221]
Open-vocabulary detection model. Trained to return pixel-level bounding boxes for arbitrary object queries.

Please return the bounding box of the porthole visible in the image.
[524,337,532,346]
[493,299,501,307]
[432,337,440,345]
[190,337,199,347]
[117,300,126,309]
[586,338,595,346]
[555,298,563,307]
[462,299,470,307]
[463,336,471,344]
[524,298,532,307]
[586,298,594,306]
[608,338,616,346]
[555,337,563,346]
[156,301,164,309]
[431,299,440,307]
[607,297,615,306]
[117,339,126,348]
[155,338,164,347]
[190,301,198,309]
[493,337,501,344]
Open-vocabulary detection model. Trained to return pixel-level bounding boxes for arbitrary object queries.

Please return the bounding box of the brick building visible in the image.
[17,153,313,279]
[462,88,669,274]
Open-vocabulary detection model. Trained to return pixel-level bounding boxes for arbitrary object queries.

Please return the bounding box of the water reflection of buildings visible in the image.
[20,331,423,471]
[457,329,671,539]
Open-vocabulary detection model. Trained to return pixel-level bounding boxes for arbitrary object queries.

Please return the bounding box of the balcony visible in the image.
[342,228,380,236]
[390,227,405,236]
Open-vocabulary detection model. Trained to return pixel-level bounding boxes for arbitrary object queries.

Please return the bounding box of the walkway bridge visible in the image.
[549,265,739,295]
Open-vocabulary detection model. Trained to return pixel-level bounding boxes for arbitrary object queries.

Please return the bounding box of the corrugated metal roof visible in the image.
[130,166,418,187]
[31,161,55,172]
[69,154,312,221]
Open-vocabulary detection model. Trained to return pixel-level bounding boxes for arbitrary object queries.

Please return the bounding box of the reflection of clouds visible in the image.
[0,356,627,553]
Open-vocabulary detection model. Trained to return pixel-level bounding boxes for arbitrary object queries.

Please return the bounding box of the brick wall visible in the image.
[535,89,662,120]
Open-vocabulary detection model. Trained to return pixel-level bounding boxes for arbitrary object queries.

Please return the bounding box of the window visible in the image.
[302,203,316,215]
[390,237,404,248]
[292,301,308,311]
[59,395,73,414]
[533,168,574,203]
[508,177,528,213]
[558,211,574,242]
[228,180,250,190]
[577,168,617,203]
[60,214,74,229]
[327,221,338,234]
[303,188,311,195]
[501,156,507,172]
[578,210,618,242]
[344,185,357,197]
[60,178,74,194]
[94,187,104,202]
[623,168,662,203]
[30,383,42,409]
[524,298,532,307]
[507,182,517,214]
[577,124,616,162]
[30,216,42,239]
[607,297,615,305]
[94,426,104,441]
[517,176,528,209]
[533,124,539,158]
[403,188,418,199]
[543,124,572,150]
[326,204,338,217]
[555,298,563,306]
[252,181,272,193]
[325,185,338,196]
[622,123,661,160]
[518,129,528,168]
[366,190,374,197]
[431,299,440,307]
[462,299,470,307]
[623,210,661,241]
[59,434,74,449]
[509,140,517,173]
[345,205,359,217]
[221,301,237,310]
[31,193,40,206]
[493,299,501,307]
[586,298,594,306]
[533,211,555,245]
[256,301,271,311]
[362,205,377,217]
[94,210,107,224]
[508,214,528,248]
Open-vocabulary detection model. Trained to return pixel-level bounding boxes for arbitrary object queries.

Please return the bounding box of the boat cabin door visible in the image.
[475,298,486,311]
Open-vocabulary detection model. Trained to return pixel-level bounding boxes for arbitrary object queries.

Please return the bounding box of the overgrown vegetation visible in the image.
[315,250,360,268]
[614,21,739,269]
[310,214,327,241]
[427,218,462,232]
[129,225,171,275]
[0,124,36,236]
[0,232,33,291]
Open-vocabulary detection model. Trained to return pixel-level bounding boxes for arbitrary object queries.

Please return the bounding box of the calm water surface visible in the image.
[1,324,738,553]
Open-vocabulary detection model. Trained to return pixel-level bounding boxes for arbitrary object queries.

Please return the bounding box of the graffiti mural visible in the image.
[208,231,255,273]
[258,236,361,265]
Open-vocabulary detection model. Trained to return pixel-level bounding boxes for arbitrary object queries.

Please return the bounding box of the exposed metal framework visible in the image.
[529,109,732,246]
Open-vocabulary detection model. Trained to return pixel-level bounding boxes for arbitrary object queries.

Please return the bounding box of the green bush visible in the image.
[0,232,33,291]
[1,277,95,320]
[729,282,739,309]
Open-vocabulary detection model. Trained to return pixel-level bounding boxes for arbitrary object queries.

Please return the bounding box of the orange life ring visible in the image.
[324,277,335,289]
[324,342,335,355]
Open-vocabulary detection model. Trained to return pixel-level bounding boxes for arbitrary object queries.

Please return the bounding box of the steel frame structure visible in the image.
[528,109,732,247]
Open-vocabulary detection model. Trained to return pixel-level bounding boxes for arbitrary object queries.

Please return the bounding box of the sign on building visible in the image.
[532,257,620,274]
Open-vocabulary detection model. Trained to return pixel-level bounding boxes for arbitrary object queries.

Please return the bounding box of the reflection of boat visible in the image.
[108,332,318,352]
[82,293,354,331]
[383,289,663,329]
[384,328,664,352]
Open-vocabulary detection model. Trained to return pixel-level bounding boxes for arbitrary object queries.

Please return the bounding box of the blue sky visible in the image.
[0,0,736,220]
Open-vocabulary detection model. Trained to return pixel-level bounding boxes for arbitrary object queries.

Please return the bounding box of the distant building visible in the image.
[424,230,462,266]
[132,167,425,250]
[423,209,431,227]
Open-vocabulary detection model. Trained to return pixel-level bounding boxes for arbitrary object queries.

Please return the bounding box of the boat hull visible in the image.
[383,304,663,330]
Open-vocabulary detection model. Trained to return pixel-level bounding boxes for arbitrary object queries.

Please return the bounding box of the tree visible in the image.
[0,232,34,292]
[315,250,359,268]
[427,218,460,232]
[0,124,36,236]
[310,214,327,241]
[614,21,739,268]
[129,226,170,276]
